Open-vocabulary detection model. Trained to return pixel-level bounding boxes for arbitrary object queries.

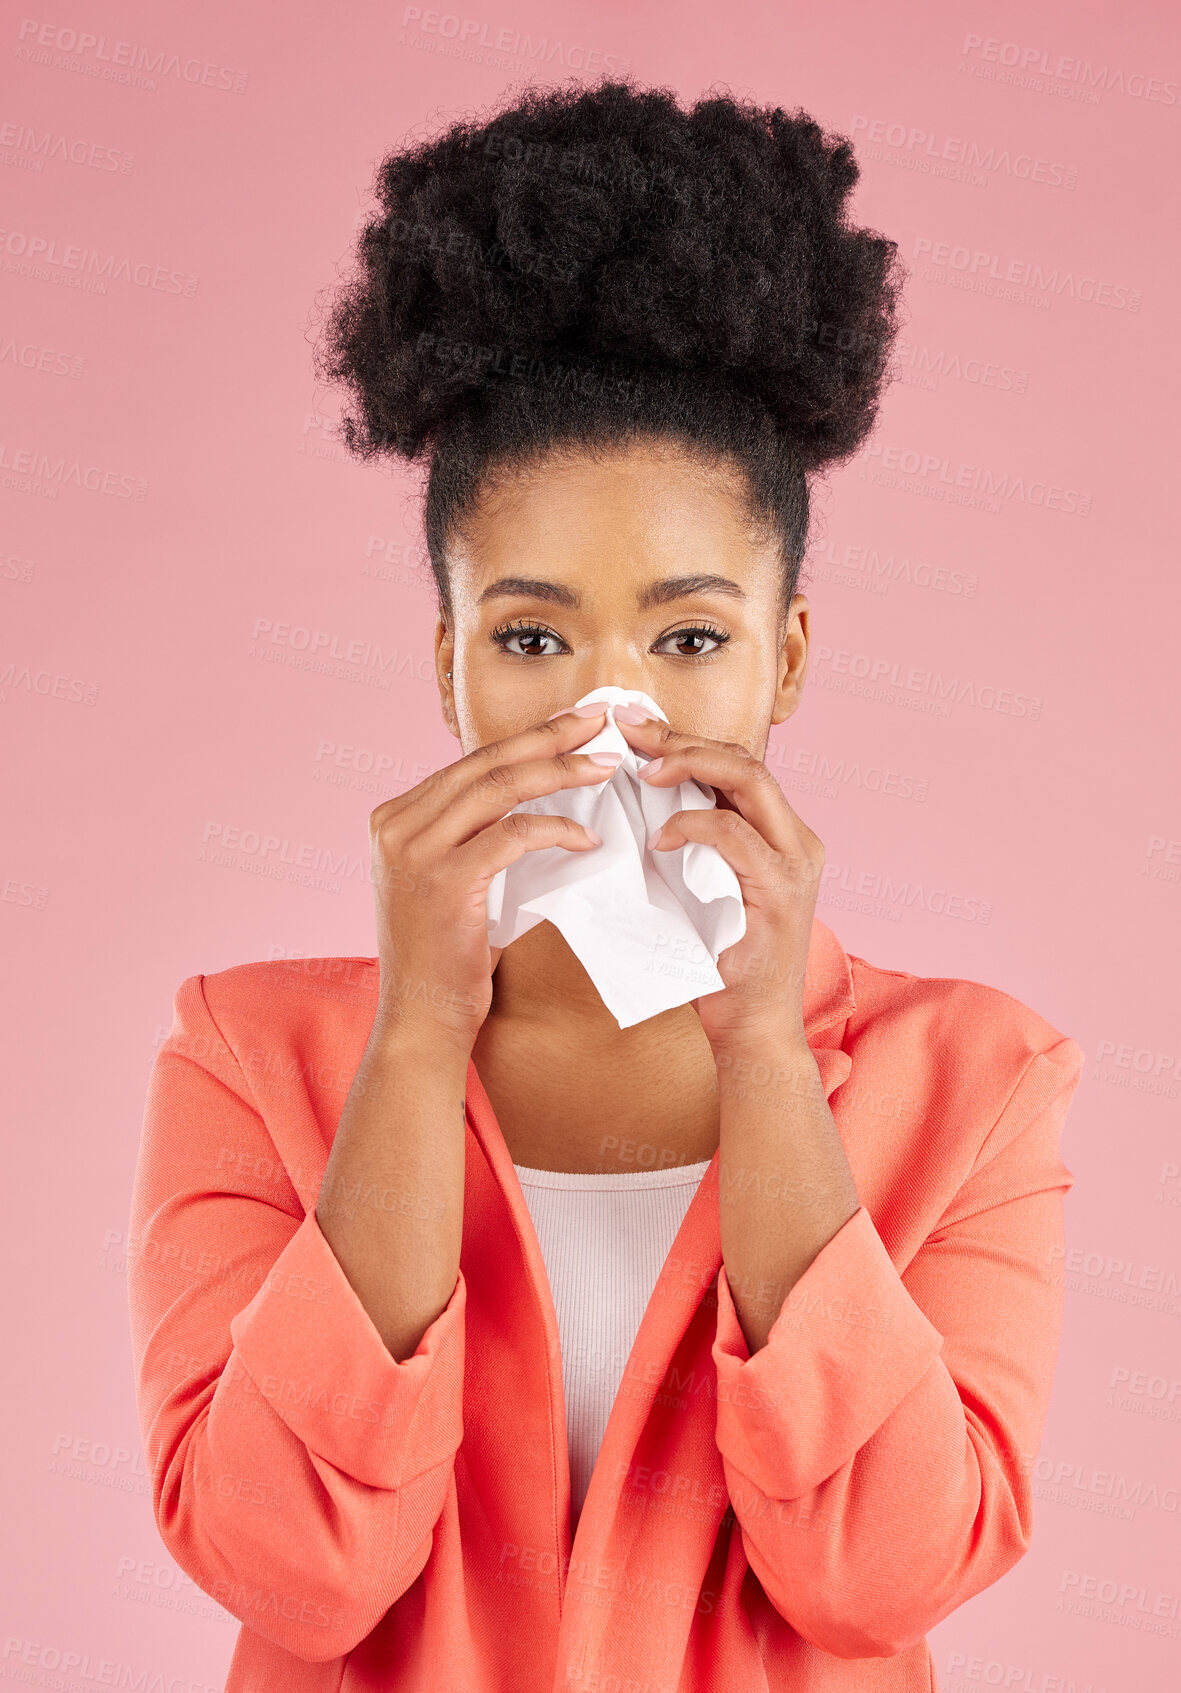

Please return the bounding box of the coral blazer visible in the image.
[128,917,1083,1693]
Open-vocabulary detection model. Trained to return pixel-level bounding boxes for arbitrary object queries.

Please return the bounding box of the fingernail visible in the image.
[585,828,602,846]
[648,826,664,848]
[614,703,655,723]
[639,757,663,778]
[587,750,623,765]
[573,701,607,715]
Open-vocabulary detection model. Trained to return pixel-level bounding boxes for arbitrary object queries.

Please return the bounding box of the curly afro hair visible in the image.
[313,75,905,622]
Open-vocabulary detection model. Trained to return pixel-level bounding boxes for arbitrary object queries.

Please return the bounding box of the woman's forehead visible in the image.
[447,447,780,596]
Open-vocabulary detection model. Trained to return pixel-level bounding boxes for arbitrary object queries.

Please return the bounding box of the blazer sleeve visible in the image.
[127,974,467,1663]
[710,1032,1084,1660]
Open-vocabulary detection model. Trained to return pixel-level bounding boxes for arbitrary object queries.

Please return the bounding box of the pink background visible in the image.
[3,0,1179,1687]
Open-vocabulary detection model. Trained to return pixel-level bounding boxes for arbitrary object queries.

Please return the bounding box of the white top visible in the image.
[512,1158,713,1527]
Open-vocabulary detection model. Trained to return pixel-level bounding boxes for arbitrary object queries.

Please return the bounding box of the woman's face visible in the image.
[434,438,810,758]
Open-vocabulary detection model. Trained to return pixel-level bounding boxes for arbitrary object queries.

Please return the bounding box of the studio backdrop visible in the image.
[2,2,1178,1691]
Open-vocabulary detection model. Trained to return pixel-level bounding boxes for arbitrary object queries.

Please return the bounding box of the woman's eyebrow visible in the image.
[477,577,579,607]
[477,574,747,609]
[638,574,747,609]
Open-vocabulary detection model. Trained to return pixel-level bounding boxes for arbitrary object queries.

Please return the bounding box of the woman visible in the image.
[129,78,1084,1693]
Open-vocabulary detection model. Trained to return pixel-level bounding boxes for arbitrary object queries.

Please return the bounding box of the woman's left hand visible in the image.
[617,714,824,1051]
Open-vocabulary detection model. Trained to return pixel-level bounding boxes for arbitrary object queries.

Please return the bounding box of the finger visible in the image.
[649,806,776,878]
[649,808,821,904]
[632,732,800,855]
[374,705,608,826]
[377,706,612,853]
[404,745,620,862]
[452,810,603,900]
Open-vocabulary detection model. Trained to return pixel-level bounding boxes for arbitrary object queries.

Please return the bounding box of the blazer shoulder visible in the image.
[188,955,379,1048]
[846,951,1084,1077]
[840,953,1084,1204]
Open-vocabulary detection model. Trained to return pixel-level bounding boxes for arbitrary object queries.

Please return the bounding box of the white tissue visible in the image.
[485,685,747,1028]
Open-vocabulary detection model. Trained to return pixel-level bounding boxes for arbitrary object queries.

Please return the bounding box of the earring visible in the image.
[447,670,452,678]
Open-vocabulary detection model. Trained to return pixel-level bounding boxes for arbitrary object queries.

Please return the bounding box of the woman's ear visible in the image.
[770,591,810,726]
[435,615,460,738]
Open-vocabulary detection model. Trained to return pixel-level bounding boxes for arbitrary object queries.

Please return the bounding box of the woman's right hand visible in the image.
[366,702,618,1055]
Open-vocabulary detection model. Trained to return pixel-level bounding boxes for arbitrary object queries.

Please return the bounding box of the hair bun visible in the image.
[314,78,904,474]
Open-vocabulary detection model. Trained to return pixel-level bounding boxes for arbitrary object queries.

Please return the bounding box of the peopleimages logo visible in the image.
[249,617,437,689]
[851,114,1077,190]
[0,227,198,296]
[891,339,1029,397]
[820,861,992,926]
[0,660,99,705]
[0,442,147,499]
[398,6,628,74]
[14,19,249,93]
[913,235,1141,312]
[861,440,1090,518]
[0,337,84,378]
[0,120,135,174]
[812,643,1043,721]
[807,535,980,598]
[959,31,1179,107]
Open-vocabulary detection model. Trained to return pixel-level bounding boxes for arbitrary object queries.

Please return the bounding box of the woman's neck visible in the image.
[487,919,621,1034]
[485,920,728,1086]
[474,921,721,1173]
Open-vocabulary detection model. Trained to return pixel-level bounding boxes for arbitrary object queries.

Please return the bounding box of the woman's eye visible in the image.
[654,625,731,658]
[491,621,567,657]
[491,621,730,659]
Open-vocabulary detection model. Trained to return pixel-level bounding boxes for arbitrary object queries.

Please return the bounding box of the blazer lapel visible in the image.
[460,917,857,1689]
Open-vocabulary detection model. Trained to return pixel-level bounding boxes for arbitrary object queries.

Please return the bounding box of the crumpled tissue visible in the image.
[485,685,746,1028]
